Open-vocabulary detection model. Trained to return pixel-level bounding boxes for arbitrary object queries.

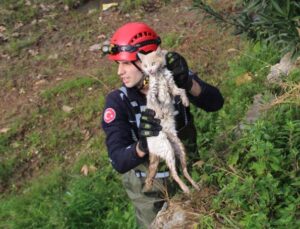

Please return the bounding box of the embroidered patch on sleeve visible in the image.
[104,108,116,123]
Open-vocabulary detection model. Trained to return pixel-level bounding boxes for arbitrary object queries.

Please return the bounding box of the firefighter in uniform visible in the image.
[101,22,224,228]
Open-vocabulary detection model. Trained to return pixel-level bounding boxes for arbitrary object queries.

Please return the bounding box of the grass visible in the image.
[163,32,183,49]
[0,147,137,229]
[190,42,300,228]
[41,77,100,100]
[1,0,299,228]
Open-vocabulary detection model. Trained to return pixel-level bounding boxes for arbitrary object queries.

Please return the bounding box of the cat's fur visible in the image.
[137,47,199,194]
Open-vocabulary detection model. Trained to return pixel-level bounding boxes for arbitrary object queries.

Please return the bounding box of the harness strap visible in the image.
[135,170,170,179]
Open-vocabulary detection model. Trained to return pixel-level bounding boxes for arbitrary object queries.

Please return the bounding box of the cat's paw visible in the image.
[155,110,164,119]
[181,96,189,107]
[142,182,154,194]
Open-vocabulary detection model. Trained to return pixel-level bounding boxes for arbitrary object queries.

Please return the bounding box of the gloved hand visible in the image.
[137,109,162,154]
[166,52,193,91]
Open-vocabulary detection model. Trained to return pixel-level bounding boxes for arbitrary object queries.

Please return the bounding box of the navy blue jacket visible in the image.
[101,73,224,174]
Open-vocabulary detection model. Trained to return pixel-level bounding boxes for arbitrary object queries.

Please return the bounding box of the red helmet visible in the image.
[105,22,161,61]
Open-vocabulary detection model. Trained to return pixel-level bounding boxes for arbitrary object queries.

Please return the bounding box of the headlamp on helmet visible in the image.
[102,37,161,56]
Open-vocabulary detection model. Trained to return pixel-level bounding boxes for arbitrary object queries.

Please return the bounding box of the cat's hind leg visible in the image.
[143,153,160,193]
[147,134,190,194]
[167,133,200,191]
[165,152,190,194]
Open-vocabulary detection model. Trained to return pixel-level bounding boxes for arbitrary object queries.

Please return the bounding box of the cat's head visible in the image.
[137,47,167,75]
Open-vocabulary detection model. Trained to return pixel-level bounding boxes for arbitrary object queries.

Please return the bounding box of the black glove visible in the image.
[166,52,193,91]
[137,109,162,154]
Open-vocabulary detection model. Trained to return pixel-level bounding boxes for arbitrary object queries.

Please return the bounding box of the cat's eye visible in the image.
[144,64,147,68]
[151,62,155,66]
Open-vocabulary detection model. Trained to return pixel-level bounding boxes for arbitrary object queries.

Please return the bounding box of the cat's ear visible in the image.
[137,52,144,61]
[156,46,162,54]
[161,49,168,56]
[155,46,164,57]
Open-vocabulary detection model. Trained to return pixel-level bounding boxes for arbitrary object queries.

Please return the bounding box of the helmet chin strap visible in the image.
[131,61,149,90]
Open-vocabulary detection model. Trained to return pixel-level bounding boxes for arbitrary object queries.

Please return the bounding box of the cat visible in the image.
[137,47,200,194]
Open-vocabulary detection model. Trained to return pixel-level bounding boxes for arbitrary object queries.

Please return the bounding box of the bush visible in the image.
[193,0,300,58]
[192,43,300,228]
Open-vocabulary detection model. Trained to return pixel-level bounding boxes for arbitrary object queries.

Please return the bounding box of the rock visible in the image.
[19,88,26,94]
[0,25,6,33]
[66,41,73,47]
[48,53,58,59]
[25,0,31,6]
[35,79,48,86]
[1,54,10,60]
[81,165,89,176]
[267,52,295,84]
[89,44,101,52]
[28,49,39,56]
[0,128,10,134]
[14,22,24,30]
[151,200,199,229]
[0,32,8,43]
[80,164,97,176]
[64,5,69,11]
[31,19,37,25]
[62,105,73,113]
[12,32,21,38]
[88,9,97,15]
[97,34,106,40]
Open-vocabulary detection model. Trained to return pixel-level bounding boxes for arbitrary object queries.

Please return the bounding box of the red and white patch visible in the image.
[104,108,116,123]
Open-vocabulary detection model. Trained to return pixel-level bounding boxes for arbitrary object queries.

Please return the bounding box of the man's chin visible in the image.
[124,82,134,88]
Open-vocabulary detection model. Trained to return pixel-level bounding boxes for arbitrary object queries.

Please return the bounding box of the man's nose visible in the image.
[118,64,125,76]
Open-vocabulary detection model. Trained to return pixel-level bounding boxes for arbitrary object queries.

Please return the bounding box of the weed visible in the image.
[163,32,183,49]
[5,34,41,56]
[41,77,99,100]
[192,42,300,228]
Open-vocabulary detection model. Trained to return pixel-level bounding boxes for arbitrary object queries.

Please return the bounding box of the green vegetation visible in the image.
[192,43,300,228]
[41,77,99,100]
[2,40,298,229]
[0,153,137,228]
[0,0,299,228]
[163,32,183,49]
[120,0,170,13]
[193,0,300,58]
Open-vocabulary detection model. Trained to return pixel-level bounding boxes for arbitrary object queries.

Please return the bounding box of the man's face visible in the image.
[117,61,143,88]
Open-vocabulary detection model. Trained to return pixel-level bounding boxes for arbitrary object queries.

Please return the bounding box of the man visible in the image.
[101,22,224,228]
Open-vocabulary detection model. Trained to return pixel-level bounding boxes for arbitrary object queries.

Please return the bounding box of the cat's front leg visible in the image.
[166,73,189,107]
[148,77,164,119]
[179,90,189,107]
[170,86,189,107]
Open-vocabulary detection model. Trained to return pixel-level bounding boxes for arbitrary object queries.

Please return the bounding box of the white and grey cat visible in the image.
[137,47,199,194]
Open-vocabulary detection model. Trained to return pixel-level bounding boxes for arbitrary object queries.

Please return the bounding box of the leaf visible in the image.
[81,164,89,176]
[250,161,266,175]
[271,0,285,16]
[235,72,253,86]
[270,162,281,171]
[0,127,10,134]
[193,160,205,168]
